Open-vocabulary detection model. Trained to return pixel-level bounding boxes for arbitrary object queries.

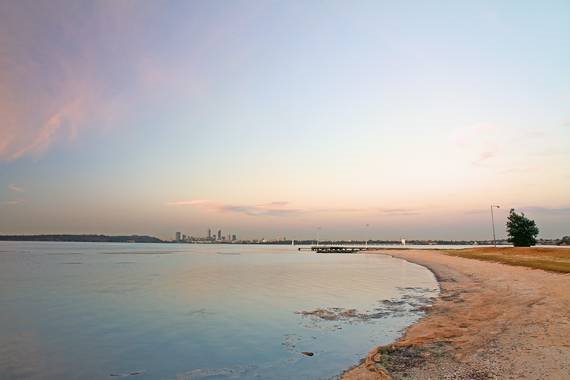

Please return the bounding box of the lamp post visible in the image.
[490,205,500,247]
[365,223,370,248]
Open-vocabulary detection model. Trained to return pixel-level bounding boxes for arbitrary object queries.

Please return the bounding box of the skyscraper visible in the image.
[175,232,181,242]
[207,229,211,239]
[217,229,222,240]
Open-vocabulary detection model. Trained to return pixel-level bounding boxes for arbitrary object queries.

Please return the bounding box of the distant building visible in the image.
[232,234,237,241]
[217,229,222,240]
[208,229,211,239]
[182,234,186,242]
[176,232,181,242]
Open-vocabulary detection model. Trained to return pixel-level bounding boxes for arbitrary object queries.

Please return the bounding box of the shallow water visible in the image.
[0,242,438,379]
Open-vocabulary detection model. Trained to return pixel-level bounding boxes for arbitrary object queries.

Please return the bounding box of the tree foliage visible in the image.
[506,209,539,247]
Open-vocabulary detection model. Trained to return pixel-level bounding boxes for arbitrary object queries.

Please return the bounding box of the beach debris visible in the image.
[282,334,317,359]
[109,370,145,377]
[175,365,256,379]
[297,307,390,323]
[282,333,301,352]
[187,308,215,318]
[297,308,359,320]
[296,287,438,327]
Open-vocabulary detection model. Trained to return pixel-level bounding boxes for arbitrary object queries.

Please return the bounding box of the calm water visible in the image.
[0,242,438,379]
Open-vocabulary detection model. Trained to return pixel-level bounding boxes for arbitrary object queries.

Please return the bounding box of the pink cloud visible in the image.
[167,200,416,217]
[451,123,553,168]
[0,78,114,161]
[10,98,85,160]
[473,150,495,165]
[167,200,306,217]
[0,2,253,161]
[0,199,23,206]
[8,184,24,192]
[377,208,420,216]
[451,123,500,165]
[166,200,213,207]
[0,2,143,161]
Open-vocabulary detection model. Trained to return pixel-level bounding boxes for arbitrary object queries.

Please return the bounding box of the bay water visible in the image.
[0,242,438,379]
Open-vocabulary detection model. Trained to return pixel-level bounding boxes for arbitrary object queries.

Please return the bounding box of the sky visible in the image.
[1,0,569,240]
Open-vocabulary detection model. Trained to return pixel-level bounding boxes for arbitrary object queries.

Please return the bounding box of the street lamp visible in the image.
[365,223,370,248]
[490,205,500,247]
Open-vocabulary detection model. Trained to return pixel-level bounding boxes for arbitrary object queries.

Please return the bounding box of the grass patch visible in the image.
[445,248,570,274]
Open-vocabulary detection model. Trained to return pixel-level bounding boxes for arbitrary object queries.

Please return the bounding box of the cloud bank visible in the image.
[167,200,305,217]
[168,200,421,218]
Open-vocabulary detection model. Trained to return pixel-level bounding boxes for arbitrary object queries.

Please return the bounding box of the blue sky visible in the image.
[1,1,569,240]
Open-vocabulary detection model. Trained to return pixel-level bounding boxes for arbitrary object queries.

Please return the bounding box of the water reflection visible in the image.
[0,242,437,379]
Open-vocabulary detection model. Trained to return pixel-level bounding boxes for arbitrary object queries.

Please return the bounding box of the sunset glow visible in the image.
[1,1,569,240]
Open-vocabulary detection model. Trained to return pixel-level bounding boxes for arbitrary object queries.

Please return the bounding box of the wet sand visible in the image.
[343,249,570,379]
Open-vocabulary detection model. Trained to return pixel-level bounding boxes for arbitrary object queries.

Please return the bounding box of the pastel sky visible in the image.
[1,0,569,240]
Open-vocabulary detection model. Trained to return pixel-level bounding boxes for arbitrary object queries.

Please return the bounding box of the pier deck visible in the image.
[298,245,368,254]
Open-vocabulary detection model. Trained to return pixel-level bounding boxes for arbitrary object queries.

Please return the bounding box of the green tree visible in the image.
[506,209,539,247]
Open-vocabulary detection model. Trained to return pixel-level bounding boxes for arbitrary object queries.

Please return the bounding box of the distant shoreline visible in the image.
[1,235,566,246]
[343,248,570,379]
[0,234,163,243]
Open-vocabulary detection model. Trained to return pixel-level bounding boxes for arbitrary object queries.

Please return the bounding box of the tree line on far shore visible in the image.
[0,234,163,243]
[0,211,565,247]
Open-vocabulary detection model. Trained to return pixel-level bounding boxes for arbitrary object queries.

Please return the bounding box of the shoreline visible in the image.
[343,249,570,379]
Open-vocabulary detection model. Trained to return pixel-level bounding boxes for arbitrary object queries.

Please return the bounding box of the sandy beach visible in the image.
[343,248,570,379]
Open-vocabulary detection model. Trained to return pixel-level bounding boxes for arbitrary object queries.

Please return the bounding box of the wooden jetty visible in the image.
[298,245,367,254]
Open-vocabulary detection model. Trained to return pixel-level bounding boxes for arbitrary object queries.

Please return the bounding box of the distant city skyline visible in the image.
[1,1,569,240]
[174,228,237,242]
